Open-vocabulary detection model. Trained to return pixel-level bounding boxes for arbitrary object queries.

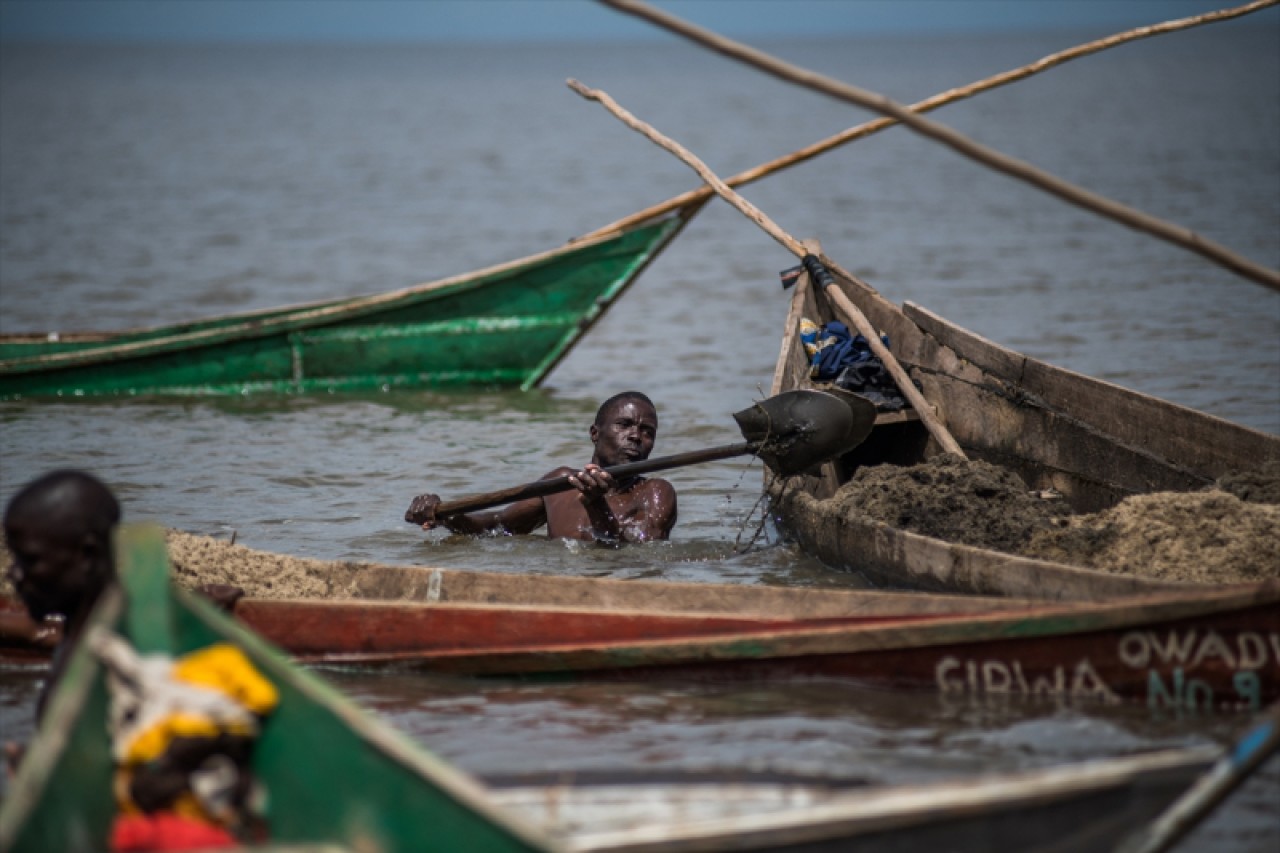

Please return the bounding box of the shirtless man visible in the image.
[404,391,677,544]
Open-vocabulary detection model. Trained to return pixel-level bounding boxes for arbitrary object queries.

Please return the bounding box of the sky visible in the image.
[0,0,1272,43]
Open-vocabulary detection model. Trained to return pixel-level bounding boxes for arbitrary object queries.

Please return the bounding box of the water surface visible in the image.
[2,24,1278,848]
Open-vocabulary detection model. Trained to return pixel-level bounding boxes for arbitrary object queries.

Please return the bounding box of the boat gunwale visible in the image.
[902,300,1280,444]
[561,747,1218,852]
[172,547,1029,617]
[0,586,125,850]
[899,299,1280,476]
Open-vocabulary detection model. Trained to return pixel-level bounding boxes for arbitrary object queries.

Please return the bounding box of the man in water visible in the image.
[405,391,677,543]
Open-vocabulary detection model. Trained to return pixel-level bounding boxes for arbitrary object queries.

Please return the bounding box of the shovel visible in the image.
[410,389,875,521]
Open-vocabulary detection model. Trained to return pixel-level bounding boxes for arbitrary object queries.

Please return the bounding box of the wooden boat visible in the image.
[255,581,1280,712]
[5,544,1276,709]
[0,524,1230,852]
[0,213,687,399]
[768,253,1280,601]
[0,543,1033,665]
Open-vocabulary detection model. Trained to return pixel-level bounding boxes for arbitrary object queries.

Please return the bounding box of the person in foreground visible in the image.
[4,471,244,724]
[4,470,274,850]
[405,390,678,544]
[4,469,121,724]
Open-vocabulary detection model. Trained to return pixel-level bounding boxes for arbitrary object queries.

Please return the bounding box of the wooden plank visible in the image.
[232,600,958,658]
[904,301,1280,482]
[0,581,1025,665]
[770,241,821,397]
[559,748,1213,853]
[340,562,1021,618]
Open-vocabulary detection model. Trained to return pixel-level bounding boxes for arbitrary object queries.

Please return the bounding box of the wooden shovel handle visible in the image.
[433,442,754,517]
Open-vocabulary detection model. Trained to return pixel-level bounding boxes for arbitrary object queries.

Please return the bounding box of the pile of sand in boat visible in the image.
[0,529,370,601]
[164,531,370,600]
[824,456,1280,585]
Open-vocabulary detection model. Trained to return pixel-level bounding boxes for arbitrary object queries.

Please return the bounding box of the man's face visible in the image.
[591,399,658,468]
[4,519,108,622]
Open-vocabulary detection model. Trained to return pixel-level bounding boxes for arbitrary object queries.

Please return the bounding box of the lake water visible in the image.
[2,20,1278,849]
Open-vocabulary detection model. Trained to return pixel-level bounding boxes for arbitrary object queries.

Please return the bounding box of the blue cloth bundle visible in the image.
[810,321,889,381]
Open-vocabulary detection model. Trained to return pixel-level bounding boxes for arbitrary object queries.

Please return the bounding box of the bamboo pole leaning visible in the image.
[582,0,1277,243]
[568,79,967,459]
[597,0,1280,293]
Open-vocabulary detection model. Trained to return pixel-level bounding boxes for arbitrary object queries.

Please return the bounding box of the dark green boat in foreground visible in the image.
[0,524,560,853]
[0,214,687,399]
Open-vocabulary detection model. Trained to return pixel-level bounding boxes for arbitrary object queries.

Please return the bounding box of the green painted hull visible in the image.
[0,216,686,399]
[0,524,560,853]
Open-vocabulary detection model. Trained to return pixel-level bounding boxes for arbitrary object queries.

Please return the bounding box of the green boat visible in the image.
[0,523,561,853]
[0,214,687,399]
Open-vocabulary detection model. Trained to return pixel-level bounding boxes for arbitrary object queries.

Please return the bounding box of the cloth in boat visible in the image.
[111,813,238,852]
[801,319,888,380]
[90,630,278,848]
[800,318,909,411]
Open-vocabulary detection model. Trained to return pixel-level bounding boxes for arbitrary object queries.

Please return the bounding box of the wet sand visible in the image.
[825,456,1280,584]
[0,530,374,601]
[164,530,369,599]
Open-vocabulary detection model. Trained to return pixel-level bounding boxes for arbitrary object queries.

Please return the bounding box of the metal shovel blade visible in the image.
[732,389,876,477]
[822,386,879,446]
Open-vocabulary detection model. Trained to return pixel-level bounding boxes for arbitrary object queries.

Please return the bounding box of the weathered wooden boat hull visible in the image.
[0,214,686,398]
[1,525,1228,853]
[0,546,1029,664]
[4,546,1274,710]
[297,583,1279,713]
[0,592,971,663]
[769,254,1280,600]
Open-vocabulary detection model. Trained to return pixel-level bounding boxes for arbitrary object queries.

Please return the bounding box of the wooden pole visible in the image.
[597,0,1280,293]
[568,80,967,459]
[430,442,756,517]
[1116,701,1280,853]
[581,0,1277,243]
